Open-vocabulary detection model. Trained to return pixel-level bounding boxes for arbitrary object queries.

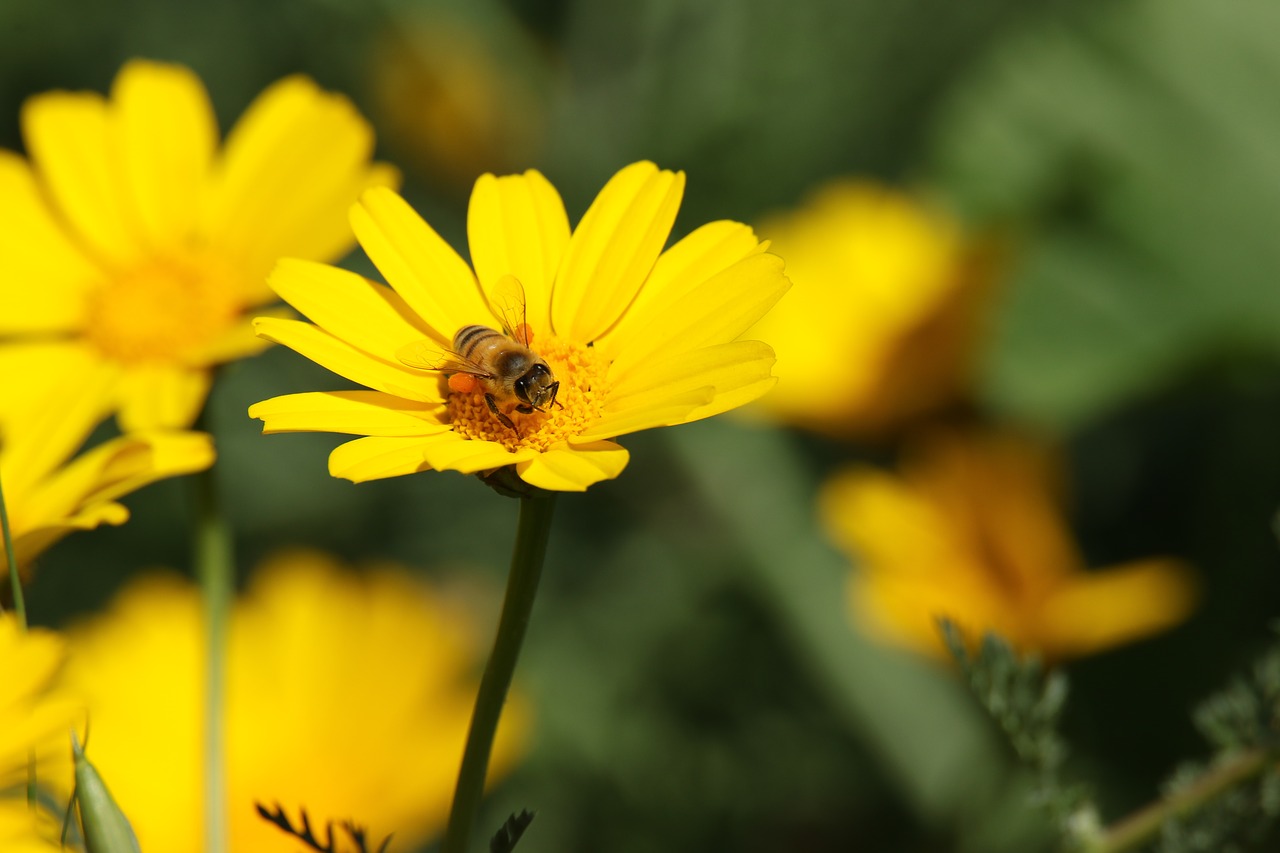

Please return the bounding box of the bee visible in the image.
[396,275,560,433]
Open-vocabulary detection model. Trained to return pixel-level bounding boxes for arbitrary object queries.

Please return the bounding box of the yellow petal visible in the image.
[607,251,789,381]
[420,436,533,475]
[609,340,777,411]
[0,151,100,333]
[202,76,388,279]
[268,258,437,362]
[602,220,766,347]
[0,344,116,500]
[1038,559,1198,658]
[184,308,291,367]
[516,442,630,491]
[112,60,217,248]
[11,503,130,569]
[551,162,685,342]
[467,169,569,336]
[254,316,440,403]
[250,391,448,436]
[570,390,712,443]
[328,435,436,482]
[350,187,489,341]
[21,88,140,263]
[115,364,212,431]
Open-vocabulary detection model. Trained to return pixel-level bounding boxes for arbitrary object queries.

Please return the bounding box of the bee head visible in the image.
[516,363,559,411]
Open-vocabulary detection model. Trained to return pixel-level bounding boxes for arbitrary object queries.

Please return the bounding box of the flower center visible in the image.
[447,335,609,452]
[84,253,244,365]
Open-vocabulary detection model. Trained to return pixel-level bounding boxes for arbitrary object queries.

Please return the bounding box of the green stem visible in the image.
[1081,747,1271,853]
[195,465,233,853]
[0,470,26,629]
[441,491,556,853]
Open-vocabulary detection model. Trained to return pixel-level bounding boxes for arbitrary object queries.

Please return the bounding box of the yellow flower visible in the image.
[0,369,213,570]
[747,180,993,437]
[0,59,396,431]
[0,615,81,852]
[820,432,1197,661]
[249,161,790,491]
[55,550,528,852]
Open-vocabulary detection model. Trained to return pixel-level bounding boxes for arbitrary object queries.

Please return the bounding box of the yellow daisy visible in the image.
[55,549,528,853]
[0,366,213,570]
[0,59,396,431]
[820,432,1197,661]
[250,161,790,491]
[747,180,994,438]
[0,614,81,852]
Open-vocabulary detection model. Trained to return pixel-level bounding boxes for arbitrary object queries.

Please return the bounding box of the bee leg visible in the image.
[486,394,519,434]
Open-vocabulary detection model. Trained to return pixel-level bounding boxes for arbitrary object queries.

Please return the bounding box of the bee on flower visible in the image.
[250,161,791,492]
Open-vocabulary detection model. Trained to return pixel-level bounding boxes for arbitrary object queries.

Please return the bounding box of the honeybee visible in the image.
[396,275,560,433]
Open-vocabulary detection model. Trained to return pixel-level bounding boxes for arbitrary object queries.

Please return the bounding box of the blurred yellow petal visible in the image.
[0,151,99,333]
[253,317,440,403]
[184,307,290,366]
[516,442,630,492]
[467,169,569,336]
[351,186,489,342]
[20,89,139,263]
[551,162,685,341]
[328,435,436,482]
[250,391,448,436]
[11,503,131,569]
[268,258,435,363]
[1039,559,1198,658]
[112,59,217,247]
[115,364,212,432]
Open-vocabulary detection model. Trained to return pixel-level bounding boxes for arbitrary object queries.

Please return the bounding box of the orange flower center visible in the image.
[85,254,244,365]
[447,334,609,452]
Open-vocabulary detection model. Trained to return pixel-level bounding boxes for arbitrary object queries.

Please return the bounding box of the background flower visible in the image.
[821,432,1198,661]
[746,180,995,437]
[0,59,396,432]
[54,549,528,853]
[250,161,790,491]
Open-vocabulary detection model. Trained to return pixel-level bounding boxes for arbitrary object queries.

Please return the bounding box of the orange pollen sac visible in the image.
[84,254,245,365]
[447,334,609,452]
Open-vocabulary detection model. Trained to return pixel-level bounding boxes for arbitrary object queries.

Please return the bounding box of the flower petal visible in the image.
[253,317,441,403]
[609,340,778,424]
[202,76,390,283]
[185,308,291,367]
[21,87,140,263]
[516,442,630,491]
[113,60,217,249]
[606,251,789,382]
[328,436,437,482]
[570,390,712,443]
[421,435,534,475]
[1038,558,1198,658]
[351,187,489,342]
[551,162,685,342]
[0,151,100,333]
[115,364,213,431]
[597,219,766,356]
[467,169,569,336]
[249,391,448,437]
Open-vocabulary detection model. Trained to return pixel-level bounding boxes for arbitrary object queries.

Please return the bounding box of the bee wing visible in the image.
[487,274,532,346]
[395,340,494,378]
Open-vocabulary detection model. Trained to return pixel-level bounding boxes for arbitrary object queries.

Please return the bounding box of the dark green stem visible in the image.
[0,470,26,629]
[195,465,233,853]
[440,491,556,853]
[1081,747,1271,853]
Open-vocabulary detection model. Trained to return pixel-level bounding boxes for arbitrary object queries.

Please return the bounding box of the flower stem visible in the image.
[195,465,233,853]
[0,471,26,630]
[441,491,556,853]
[1082,746,1271,853]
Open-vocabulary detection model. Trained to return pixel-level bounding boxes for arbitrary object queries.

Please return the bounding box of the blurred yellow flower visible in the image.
[250,161,790,491]
[0,614,80,852]
[820,432,1197,661]
[56,549,528,852]
[0,371,213,570]
[0,59,396,431]
[747,180,994,437]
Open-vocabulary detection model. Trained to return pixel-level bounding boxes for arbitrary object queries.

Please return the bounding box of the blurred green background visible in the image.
[10,0,1280,849]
